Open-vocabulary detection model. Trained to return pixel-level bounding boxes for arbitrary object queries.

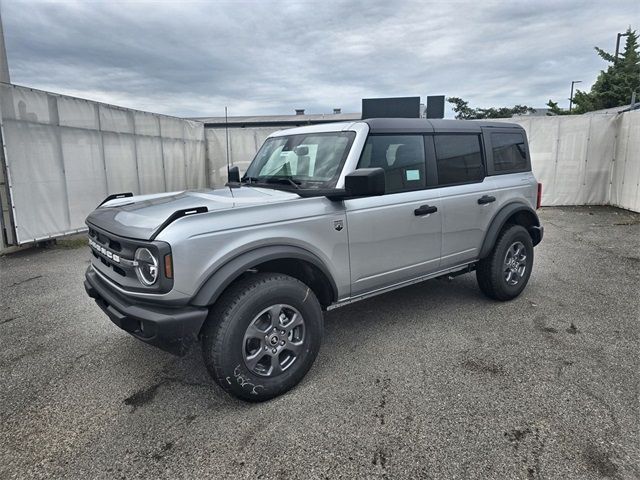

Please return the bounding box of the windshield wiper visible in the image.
[263,177,302,189]
[242,176,302,190]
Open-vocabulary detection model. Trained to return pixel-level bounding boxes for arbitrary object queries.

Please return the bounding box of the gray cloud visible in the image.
[2,0,638,117]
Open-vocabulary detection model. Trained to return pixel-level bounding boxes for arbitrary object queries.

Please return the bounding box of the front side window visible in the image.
[358,135,426,193]
[433,134,484,185]
[244,132,355,189]
[491,132,528,172]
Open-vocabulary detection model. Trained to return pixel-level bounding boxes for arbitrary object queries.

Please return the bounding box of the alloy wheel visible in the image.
[503,241,527,286]
[242,304,305,377]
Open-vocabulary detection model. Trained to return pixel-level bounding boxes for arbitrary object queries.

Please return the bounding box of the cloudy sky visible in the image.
[2,0,638,118]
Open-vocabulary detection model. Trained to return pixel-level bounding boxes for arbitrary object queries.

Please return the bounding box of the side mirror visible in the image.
[227,166,240,184]
[344,168,385,197]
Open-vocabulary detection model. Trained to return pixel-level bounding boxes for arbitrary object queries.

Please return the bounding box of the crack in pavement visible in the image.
[9,276,43,287]
[0,316,21,325]
[123,377,211,412]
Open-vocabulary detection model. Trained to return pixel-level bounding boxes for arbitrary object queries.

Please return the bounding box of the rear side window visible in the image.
[491,132,528,173]
[358,135,426,193]
[433,134,484,185]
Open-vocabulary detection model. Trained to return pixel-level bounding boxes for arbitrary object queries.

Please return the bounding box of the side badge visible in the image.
[333,220,344,232]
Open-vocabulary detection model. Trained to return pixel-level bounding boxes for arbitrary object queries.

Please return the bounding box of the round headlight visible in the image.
[134,248,159,286]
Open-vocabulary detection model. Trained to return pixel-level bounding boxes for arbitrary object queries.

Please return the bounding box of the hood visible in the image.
[86,186,299,240]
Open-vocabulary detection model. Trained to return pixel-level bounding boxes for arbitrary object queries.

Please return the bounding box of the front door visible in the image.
[344,134,442,296]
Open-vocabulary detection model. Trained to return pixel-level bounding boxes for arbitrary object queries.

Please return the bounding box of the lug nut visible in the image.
[280,340,285,346]
[280,330,286,335]
[264,346,268,350]
[272,348,277,354]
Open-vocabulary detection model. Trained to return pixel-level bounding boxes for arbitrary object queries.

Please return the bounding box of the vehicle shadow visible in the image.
[113,274,486,410]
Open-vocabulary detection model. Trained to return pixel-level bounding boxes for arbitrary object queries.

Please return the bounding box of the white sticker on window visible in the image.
[405,169,420,181]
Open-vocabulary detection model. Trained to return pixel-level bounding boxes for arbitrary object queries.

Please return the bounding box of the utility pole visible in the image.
[569,80,581,112]
[614,31,634,106]
[615,31,630,62]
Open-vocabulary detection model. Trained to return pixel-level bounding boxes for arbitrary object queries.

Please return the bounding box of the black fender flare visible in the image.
[479,202,542,259]
[190,245,339,307]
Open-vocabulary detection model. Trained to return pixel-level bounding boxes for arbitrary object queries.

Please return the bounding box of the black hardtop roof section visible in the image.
[364,118,523,134]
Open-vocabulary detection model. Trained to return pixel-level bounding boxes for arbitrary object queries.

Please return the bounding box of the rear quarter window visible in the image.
[491,132,528,173]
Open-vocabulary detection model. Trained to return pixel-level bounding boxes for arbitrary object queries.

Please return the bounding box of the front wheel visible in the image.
[476,224,534,301]
[201,272,323,402]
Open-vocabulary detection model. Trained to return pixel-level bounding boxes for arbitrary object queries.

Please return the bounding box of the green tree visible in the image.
[545,99,571,116]
[447,97,535,119]
[564,27,639,113]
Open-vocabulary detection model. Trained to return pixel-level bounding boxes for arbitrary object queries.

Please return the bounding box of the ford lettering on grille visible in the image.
[88,238,122,262]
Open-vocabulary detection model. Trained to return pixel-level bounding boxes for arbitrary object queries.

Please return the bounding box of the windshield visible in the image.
[243,131,355,189]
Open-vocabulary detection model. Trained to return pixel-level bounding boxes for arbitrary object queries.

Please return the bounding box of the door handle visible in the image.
[414,204,438,216]
[477,195,496,205]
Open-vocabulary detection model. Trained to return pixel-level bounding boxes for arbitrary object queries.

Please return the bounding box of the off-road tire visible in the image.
[201,272,323,402]
[476,224,534,301]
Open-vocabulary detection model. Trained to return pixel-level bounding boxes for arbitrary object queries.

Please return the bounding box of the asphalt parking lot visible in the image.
[1,206,639,479]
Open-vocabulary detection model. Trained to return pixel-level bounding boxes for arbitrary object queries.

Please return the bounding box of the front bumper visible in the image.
[84,267,208,356]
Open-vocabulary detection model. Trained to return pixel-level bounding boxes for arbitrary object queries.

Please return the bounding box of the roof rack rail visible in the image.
[98,192,133,207]
[150,206,209,240]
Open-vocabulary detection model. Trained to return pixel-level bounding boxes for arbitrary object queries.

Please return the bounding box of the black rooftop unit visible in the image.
[361,96,421,119]
[426,95,445,119]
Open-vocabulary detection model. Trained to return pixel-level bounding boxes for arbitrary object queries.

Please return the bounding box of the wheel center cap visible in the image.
[269,334,280,346]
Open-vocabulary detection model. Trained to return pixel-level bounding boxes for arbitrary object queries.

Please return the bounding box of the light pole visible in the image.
[569,80,582,112]
[615,31,630,61]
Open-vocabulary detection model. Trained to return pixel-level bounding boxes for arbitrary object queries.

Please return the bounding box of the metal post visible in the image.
[224,106,231,176]
[0,9,11,84]
[569,80,581,112]
[0,3,12,249]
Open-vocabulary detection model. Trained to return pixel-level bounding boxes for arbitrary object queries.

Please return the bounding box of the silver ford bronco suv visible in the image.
[84,118,543,401]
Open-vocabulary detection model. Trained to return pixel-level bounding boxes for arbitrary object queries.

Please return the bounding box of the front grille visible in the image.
[89,234,136,283]
[91,249,126,277]
[89,228,120,251]
[87,223,173,294]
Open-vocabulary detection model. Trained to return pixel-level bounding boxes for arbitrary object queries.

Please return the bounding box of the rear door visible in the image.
[345,134,442,296]
[432,132,500,268]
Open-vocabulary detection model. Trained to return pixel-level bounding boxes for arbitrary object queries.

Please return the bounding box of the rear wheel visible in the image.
[476,224,534,301]
[201,272,323,402]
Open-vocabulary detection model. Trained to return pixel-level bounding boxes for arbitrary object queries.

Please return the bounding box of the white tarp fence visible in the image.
[499,114,619,206]
[0,83,638,250]
[205,112,640,212]
[609,110,640,212]
[0,84,206,244]
[205,126,277,186]
[495,112,639,211]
